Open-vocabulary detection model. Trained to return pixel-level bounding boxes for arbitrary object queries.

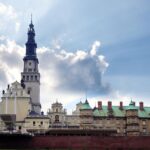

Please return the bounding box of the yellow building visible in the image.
[0,81,31,121]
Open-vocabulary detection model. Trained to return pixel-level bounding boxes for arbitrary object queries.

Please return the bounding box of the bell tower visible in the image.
[21,17,41,114]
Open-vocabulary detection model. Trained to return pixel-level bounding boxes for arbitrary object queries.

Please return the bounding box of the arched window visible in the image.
[31,75,33,80]
[55,115,59,122]
[27,88,31,95]
[35,75,37,80]
[40,121,43,125]
[27,76,29,81]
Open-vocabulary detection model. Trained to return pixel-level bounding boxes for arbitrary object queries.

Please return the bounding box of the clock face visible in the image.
[28,61,32,68]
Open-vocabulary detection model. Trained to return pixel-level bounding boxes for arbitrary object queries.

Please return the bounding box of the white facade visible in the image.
[48,102,67,127]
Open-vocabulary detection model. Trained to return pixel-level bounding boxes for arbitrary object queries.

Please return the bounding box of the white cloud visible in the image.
[0,38,23,85]
[90,41,101,56]
[0,2,20,33]
[0,3,17,19]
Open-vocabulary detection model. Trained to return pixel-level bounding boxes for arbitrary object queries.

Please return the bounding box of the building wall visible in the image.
[0,98,31,122]
[80,109,93,129]
[66,115,80,127]
[24,117,49,131]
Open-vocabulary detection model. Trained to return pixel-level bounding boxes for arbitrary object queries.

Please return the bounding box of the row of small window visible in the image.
[33,121,43,126]
[24,68,37,72]
[23,75,38,81]
[26,121,49,124]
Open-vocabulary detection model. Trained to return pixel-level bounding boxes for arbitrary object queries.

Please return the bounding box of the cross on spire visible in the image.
[31,14,32,24]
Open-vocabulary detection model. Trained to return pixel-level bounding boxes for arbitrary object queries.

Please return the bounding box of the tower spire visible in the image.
[24,17,38,62]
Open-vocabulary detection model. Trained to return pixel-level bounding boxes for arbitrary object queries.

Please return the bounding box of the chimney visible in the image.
[139,102,144,110]
[108,101,112,110]
[133,101,135,106]
[120,101,123,110]
[98,101,102,110]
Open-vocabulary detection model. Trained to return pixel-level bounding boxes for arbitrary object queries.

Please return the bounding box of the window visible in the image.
[23,76,25,80]
[28,90,30,94]
[27,88,31,95]
[29,62,32,66]
[31,75,33,80]
[27,76,29,81]
[40,121,43,125]
[19,126,22,130]
[55,115,59,122]
[33,121,36,126]
[35,75,37,80]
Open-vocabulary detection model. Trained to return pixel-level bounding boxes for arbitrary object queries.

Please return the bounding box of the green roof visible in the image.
[80,100,150,118]
[80,100,92,110]
[138,107,150,118]
[93,105,150,118]
[93,106,126,117]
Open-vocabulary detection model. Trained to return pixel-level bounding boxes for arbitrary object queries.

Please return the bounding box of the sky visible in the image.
[0,0,150,113]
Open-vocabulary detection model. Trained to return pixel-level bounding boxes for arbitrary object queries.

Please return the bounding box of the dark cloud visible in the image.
[39,41,111,95]
[56,57,110,94]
